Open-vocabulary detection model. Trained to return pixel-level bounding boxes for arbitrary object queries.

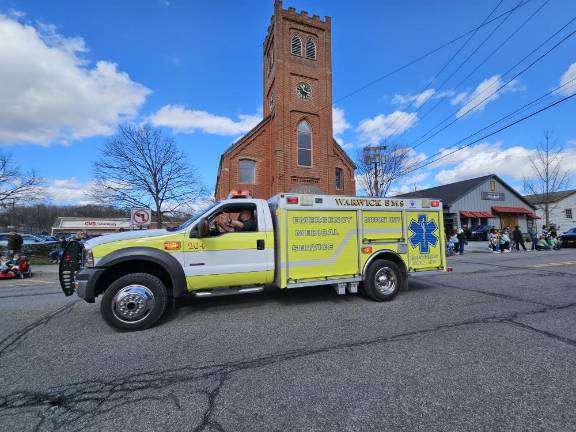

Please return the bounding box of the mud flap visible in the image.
[59,241,83,296]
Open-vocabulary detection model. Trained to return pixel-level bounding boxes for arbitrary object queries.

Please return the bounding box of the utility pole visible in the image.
[362,145,387,197]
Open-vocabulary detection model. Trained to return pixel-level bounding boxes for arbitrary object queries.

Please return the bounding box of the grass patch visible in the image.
[29,256,55,265]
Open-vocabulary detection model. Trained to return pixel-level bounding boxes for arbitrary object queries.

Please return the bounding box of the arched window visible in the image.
[267,42,274,74]
[297,121,312,167]
[335,168,343,190]
[305,38,316,60]
[239,159,256,184]
[291,34,302,56]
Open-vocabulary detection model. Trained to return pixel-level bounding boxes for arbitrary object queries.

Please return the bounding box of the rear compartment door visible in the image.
[285,210,359,282]
[406,211,443,270]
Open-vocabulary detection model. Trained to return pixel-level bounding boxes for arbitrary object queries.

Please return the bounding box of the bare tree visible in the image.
[356,142,412,197]
[91,125,205,228]
[523,131,570,226]
[0,152,42,206]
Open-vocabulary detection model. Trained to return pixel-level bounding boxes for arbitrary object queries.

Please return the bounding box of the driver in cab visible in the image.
[216,210,256,233]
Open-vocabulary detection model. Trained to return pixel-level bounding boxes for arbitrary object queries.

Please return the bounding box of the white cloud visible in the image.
[332,106,354,148]
[389,172,432,195]
[568,139,576,146]
[557,62,576,96]
[454,75,522,118]
[432,141,576,184]
[42,178,94,205]
[392,89,435,108]
[0,13,150,145]
[450,92,468,105]
[356,111,418,145]
[332,107,350,136]
[148,105,261,136]
[392,89,456,109]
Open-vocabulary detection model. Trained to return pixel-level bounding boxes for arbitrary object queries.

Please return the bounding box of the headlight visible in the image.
[83,245,94,268]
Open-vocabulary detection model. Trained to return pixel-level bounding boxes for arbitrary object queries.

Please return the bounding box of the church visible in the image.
[215,1,356,199]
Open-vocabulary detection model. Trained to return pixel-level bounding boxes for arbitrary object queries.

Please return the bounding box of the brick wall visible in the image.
[215,1,355,200]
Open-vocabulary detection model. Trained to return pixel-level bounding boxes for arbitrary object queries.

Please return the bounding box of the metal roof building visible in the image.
[395,174,538,233]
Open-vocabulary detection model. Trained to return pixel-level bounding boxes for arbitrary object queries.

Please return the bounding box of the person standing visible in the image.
[512,226,527,251]
[7,229,23,258]
[528,226,538,250]
[456,228,466,255]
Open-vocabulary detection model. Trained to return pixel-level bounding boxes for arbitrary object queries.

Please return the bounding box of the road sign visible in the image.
[131,208,152,226]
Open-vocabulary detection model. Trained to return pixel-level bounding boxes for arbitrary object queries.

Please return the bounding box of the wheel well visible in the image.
[364,251,408,288]
[95,260,173,297]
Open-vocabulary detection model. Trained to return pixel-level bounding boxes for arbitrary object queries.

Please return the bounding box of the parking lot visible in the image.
[1,249,575,431]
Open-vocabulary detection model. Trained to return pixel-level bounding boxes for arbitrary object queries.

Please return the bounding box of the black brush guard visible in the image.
[59,241,83,296]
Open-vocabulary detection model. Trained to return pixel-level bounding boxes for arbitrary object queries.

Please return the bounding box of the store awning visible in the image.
[492,206,532,214]
[460,210,494,218]
[527,211,541,219]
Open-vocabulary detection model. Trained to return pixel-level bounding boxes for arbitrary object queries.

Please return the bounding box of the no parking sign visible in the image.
[131,208,152,226]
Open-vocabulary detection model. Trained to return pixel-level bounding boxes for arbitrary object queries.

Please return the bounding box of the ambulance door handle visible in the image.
[256,239,265,250]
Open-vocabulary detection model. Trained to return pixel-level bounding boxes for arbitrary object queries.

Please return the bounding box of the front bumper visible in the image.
[75,267,106,303]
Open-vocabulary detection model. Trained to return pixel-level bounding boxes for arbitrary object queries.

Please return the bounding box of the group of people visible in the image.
[1,230,29,278]
[446,224,562,256]
[489,225,561,253]
[447,228,467,255]
[49,231,87,263]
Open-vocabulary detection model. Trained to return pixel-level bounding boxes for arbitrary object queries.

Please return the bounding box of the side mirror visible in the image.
[191,218,209,238]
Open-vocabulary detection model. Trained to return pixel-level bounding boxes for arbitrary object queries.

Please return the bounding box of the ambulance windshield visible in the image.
[169,202,219,231]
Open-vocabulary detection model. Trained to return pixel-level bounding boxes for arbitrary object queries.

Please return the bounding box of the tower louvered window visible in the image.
[305,38,316,59]
[291,34,302,56]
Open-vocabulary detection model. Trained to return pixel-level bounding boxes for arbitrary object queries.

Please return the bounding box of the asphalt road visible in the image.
[1,248,575,431]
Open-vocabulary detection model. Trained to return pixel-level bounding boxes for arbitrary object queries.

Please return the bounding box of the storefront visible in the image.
[52,217,137,236]
[396,174,538,234]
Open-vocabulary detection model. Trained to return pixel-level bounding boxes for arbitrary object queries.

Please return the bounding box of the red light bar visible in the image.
[227,189,252,199]
[431,200,440,207]
[286,196,299,204]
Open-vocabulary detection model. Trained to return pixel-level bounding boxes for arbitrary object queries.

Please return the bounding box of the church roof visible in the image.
[332,139,357,169]
[220,115,272,158]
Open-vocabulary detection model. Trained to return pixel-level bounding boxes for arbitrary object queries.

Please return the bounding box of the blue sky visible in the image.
[0,0,575,204]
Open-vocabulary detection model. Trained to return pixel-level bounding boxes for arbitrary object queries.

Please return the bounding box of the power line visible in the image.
[330,0,533,107]
[415,0,550,126]
[386,0,524,140]
[384,0,506,138]
[409,17,576,151]
[431,0,551,115]
[399,87,576,177]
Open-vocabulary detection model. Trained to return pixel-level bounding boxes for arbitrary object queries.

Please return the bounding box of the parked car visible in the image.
[0,233,58,247]
[469,225,492,241]
[558,228,576,248]
[465,225,481,239]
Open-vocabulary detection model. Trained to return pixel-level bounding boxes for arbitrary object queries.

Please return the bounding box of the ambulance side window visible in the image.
[207,204,258,236]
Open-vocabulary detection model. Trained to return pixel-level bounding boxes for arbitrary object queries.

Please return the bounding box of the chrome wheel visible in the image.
[374,267,397,296]
[111,285,155,324]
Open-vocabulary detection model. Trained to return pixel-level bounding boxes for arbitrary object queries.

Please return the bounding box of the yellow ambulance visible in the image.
[60,191,447,331]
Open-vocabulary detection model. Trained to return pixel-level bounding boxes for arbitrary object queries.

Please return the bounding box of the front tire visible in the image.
[363,259,402,302]
[101,273,168,331]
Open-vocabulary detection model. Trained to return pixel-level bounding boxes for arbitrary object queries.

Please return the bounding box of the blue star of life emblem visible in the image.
[409,214,438,254]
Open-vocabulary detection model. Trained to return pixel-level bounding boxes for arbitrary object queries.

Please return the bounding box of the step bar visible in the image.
[192,286,264,298]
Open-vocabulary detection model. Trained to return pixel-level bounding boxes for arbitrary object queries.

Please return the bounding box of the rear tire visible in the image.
[100,273,168,331]
[363,259,402,302]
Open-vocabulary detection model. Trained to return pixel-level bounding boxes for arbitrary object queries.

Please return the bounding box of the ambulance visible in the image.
[59,191,447,331]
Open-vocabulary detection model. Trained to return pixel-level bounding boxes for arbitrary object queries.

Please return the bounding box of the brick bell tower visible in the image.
[215,1,356,199]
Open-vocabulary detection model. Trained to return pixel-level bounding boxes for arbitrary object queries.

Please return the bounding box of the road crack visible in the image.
[0,301,78,361]
[2,300,576,431]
